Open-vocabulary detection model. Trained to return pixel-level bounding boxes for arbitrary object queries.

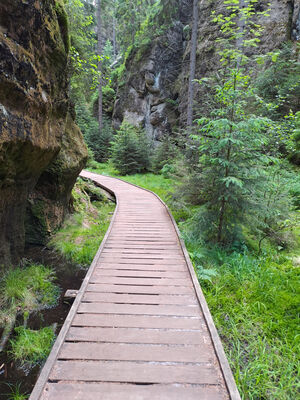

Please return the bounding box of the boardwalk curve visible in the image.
[30,171,240,400]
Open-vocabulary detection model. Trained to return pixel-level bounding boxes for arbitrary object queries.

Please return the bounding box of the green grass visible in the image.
[0,264,59,328]
[9,326,55,367]
[86,161,300,399]
[200,250,299,399]
[5,383,28,400]
[50,201,115,266]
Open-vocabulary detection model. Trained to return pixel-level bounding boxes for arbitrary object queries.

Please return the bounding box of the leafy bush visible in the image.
[111,121,151,175]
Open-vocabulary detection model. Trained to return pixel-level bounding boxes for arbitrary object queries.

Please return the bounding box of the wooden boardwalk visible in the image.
[30,171,240,400]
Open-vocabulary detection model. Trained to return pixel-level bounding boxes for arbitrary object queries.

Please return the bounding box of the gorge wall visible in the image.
[0,0,88,265]
[113,0,300,140]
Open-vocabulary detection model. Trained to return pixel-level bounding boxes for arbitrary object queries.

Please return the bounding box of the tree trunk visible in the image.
[113,0,117,61]
[97,0,103,131]
[187,0,199,128]
[236,0,246,68]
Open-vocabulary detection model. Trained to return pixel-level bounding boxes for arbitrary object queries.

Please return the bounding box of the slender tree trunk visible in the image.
[217,70,237,244]
[236,0,246,68]
[113,0,117,61]
[187,0,199,128]
[97,0,103,131]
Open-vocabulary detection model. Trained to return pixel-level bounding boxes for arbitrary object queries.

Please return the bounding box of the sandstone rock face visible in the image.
[0,0,88,264]
[112,0,193,142]
[113,0,300,138]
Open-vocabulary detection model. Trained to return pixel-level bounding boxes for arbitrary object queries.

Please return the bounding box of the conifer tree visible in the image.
[189,1,273,245]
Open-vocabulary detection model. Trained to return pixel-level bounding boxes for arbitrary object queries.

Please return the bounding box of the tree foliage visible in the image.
[111,122,151,175]
[182,0,297,247]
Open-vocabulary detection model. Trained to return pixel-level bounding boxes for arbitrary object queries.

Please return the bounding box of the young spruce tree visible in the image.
[111,122,151,175]
[191,0,272,245]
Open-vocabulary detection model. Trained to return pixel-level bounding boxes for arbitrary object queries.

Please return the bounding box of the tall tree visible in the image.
[112,0,117,61]
[97,0,103,130]
[187,0,198,128]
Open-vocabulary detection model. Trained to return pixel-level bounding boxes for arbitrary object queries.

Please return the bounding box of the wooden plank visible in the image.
[42,383,226,400]
[78,302,200,317]
[106,240,178,244]
[50,360,220,385]
[99,255,184,261]
[59,342,213,363]
[93,269,188,278]
[104,245,180,250]
[86,283,195,295]
[89,276,192,286]
[102,249,182,254]
[83,292,198,305]
[72,314,205,330]
[95,263,187,271]
[94,259,185,266]
[66,327,209,344]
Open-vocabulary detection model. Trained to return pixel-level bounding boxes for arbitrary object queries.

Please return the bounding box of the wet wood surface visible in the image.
[30,171,240,400]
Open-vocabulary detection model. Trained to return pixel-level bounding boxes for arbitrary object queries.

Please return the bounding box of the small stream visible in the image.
[0,246,87,399]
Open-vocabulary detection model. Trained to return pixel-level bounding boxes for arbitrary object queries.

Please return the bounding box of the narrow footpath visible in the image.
[29,171,240,400]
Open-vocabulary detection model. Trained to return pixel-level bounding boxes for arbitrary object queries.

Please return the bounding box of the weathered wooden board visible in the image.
[50,360,220,385]
[82,292,198,305]
[42,383,225,400]
[66,326,209,344]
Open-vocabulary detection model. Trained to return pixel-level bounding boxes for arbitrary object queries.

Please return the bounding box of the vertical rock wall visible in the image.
[0,0,88,264]
[113,0,300,138]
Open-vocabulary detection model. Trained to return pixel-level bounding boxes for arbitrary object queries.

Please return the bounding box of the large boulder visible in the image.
[0,0,87,264]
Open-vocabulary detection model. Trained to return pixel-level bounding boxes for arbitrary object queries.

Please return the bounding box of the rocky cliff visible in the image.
[0,0,88,264]
[113,0,300,139]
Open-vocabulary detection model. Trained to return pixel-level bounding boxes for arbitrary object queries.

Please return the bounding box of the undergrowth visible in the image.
[188,246,299,399]
[50,178,115,266]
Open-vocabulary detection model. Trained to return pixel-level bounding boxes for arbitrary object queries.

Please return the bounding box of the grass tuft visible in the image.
[9,326,55,367]
[5,382,28,400]
[0,264,59,328]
